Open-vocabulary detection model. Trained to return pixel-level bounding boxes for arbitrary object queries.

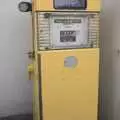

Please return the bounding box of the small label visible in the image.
[54,19,81,24]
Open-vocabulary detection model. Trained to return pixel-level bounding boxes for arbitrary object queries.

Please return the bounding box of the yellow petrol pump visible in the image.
[18,0,100,120]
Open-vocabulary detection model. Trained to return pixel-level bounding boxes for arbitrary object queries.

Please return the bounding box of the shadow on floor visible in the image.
[0,114,33,120]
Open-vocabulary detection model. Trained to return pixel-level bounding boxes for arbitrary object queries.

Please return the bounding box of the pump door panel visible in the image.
[39,48,99,120]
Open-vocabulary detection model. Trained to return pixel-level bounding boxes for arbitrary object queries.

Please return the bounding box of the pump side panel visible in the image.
[33,0,100,11]
[39,48,99,120]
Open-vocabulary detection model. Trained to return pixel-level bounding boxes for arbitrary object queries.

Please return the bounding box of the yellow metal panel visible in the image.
[33,13,40,120]
[39,48,99,120]
[33,0,100,11]
[33,74,40,120]
[87,0,100,11]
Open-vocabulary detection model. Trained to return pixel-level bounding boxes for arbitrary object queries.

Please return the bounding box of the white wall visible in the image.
[101,0,120,120]
[0,0,33,117]
[112,1,120,120]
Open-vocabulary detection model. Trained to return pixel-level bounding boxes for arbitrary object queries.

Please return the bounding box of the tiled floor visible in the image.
[0,114,33,120]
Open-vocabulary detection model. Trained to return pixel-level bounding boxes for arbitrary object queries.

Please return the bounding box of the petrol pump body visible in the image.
[19,0,100,120]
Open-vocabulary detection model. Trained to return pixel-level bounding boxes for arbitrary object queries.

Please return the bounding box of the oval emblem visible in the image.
[64,56,78,68]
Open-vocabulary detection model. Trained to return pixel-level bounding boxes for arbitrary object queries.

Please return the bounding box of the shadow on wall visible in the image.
[99,5,114,120]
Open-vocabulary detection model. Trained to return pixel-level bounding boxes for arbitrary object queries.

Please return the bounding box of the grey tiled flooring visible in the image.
[0,114,33,120]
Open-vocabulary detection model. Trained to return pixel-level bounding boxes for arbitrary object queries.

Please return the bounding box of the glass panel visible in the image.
[54,0,87,9]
